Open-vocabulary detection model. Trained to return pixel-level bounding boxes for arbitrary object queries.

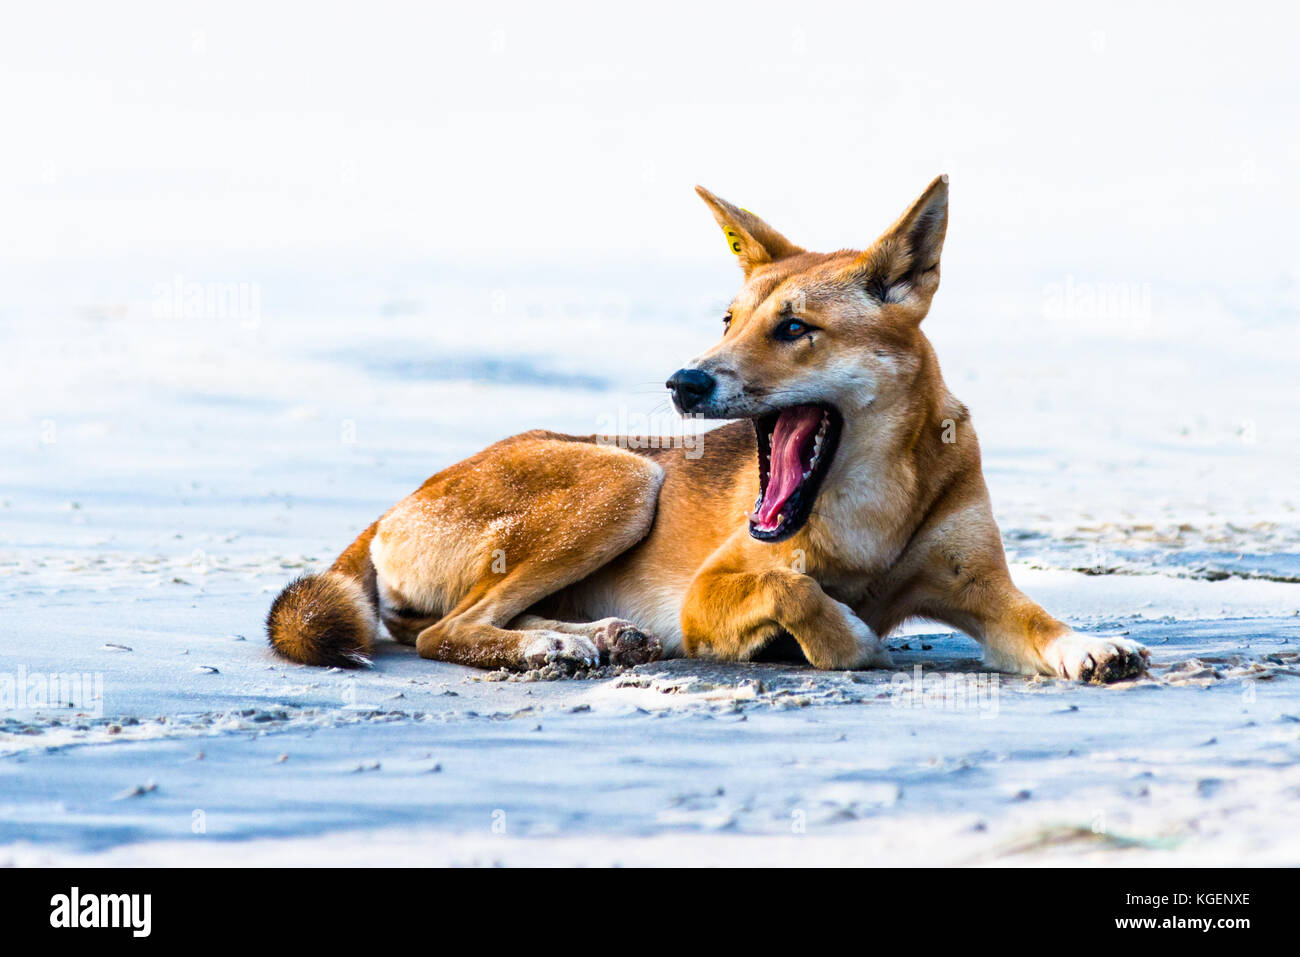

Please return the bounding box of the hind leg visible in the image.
[511,615,662,666]
[416,581,656,671]
[418,618,602,671]
[372,431,665,670]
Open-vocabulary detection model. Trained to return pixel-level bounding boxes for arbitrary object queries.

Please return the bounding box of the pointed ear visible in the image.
[852,175,949,310]
[695,186,804,276]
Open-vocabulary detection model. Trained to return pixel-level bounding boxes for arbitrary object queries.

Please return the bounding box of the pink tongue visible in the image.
[755,406,822,527]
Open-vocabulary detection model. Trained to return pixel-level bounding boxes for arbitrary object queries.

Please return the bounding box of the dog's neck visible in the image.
[802,347,969,576]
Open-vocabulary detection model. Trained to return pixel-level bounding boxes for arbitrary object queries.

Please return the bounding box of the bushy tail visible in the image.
[267,522,379,667]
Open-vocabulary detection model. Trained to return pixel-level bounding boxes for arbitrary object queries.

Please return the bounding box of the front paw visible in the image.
[1043,632,1149,683]
[834,601,893,670]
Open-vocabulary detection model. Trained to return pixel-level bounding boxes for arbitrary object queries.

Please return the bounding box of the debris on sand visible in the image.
[112,780,158,800]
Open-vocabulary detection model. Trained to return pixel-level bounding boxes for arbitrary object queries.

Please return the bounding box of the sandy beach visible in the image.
[4,1,1298,869]
[3,259,1298,866]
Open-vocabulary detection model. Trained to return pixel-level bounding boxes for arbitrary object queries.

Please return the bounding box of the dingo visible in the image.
[268,177,1148,683]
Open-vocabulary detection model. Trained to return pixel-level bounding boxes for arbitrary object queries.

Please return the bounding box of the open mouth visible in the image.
[749,404,843,542]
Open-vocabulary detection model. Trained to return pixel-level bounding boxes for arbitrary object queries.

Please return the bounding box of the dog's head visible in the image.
[666,176,949,542]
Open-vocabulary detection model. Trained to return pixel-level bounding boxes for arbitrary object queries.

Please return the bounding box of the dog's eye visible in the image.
[773,318,810,341]
[723,313,732,332]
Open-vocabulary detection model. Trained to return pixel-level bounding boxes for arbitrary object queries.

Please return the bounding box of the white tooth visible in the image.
[776,512,785,525]
[802,471,811,480]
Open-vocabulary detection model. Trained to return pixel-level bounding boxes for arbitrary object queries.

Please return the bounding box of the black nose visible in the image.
[666,368,716,413]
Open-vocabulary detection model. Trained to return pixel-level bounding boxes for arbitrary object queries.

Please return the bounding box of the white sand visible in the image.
[2,261,1298,867]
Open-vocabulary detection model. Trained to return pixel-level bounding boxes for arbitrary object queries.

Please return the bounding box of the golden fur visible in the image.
[268,178,1149,683]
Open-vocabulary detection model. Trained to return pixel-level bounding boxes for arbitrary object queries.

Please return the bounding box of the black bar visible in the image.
[1,867,1276,941]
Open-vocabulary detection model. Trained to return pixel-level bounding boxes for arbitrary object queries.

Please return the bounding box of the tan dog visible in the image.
[268,177,1149,683]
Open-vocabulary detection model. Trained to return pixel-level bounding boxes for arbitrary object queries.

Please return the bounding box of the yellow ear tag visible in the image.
[724,228,743,255]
